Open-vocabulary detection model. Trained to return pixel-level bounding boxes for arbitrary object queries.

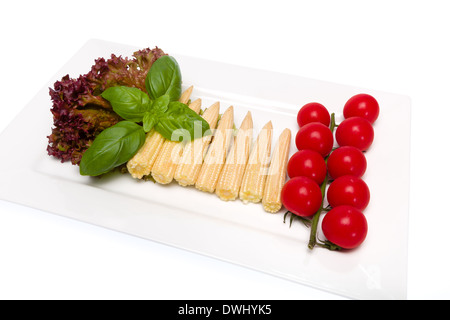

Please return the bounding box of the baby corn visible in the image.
[239,121,273,203]
[262,128,291,213]
[179,85,193,104]
[151,98,202,184]
[195,106,235,193]
[174,102,220,186]
[215,111,253,200]
[126,129,166,179]
[127,87,193,179]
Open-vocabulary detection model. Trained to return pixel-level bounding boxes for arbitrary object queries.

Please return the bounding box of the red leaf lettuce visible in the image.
[47,47,166,164]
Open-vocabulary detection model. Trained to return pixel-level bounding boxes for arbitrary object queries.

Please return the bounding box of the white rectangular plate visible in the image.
[0,39,410,299]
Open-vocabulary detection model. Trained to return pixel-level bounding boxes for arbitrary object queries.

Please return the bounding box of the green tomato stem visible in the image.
[316,239,342,251]
[307,113,336,250]
[284,211,312,228]
[329,112,336,133]
[308,174,328,250]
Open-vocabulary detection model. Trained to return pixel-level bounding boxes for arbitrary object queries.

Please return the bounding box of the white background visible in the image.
[0,0,448,300]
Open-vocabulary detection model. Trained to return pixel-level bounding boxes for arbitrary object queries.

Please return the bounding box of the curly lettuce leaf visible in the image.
[47,47,166,165]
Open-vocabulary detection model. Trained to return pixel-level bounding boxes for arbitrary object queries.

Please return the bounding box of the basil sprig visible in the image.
[79,55,210,176]
[155,101,211,141]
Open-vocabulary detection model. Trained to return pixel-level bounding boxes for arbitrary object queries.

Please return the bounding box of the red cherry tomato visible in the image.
[281,176,323,217]
[297,102,331,127]
[321,205,368,249]
[343,93,379,124]
[335,117,374,151]
[287,150,327,185]
[327,175,370,210]
[295,122,334,157]
[327,146,367,179]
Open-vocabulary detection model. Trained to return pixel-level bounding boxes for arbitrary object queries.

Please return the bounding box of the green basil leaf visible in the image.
[80,121,146,176]
[102,86,152,122]
[143,112,157,132]
[154,101,210,141]
[152,94,170,113]
[145,56,182,101]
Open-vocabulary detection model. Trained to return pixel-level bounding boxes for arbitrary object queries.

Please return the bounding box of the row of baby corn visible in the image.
[126,87,291,213]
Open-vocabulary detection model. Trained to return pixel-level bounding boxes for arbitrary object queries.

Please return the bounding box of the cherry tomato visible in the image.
[327,146,367,179]
[335,117,374,151]
[287,150,327,185]
[295,122,334,157]
[327,175,370,210]
[297,102,331,127]
[281,176,323,217]
[321,205,368,249]
[343,93,379,124]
